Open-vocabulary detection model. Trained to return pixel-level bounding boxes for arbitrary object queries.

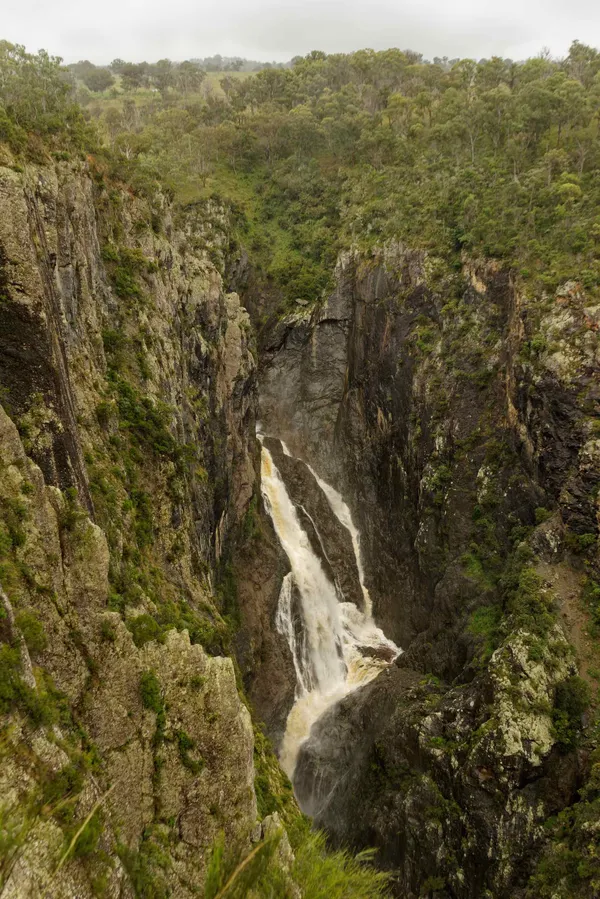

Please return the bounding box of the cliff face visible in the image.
[0,153,289,897]
[1,143,599,899]
[260,246,600,896]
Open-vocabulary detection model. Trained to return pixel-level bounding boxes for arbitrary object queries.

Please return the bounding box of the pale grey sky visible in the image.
[3,0,599,64]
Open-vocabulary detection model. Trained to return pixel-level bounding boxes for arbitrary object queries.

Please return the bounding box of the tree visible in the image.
[174,61,205,96]
[120,62,148,91]
[83,69,115,93]
[151,59,174,96]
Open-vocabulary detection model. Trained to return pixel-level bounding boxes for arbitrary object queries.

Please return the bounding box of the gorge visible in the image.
[0,38,599,899]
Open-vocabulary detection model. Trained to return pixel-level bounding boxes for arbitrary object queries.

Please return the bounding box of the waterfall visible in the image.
[260,440,401,779]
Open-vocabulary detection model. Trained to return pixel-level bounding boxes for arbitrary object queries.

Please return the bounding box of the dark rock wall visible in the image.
[260,244,600,897]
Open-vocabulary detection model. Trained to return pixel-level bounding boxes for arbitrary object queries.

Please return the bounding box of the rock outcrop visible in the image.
[0,155,293,897]
[260,244,600,896]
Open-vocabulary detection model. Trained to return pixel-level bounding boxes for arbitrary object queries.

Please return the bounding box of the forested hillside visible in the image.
[82,43,600,306]
[4,41,600,306]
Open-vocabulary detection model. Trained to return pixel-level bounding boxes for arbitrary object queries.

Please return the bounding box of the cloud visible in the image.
[3,0,597,64]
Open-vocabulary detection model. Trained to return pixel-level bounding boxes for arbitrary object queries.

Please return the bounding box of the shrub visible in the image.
[0,644,56,726]
[506,567,555,636]
[535,507,552,525]
[15,610,47,654]
[140,671,162,714]
[552,676,590,751]
[127,614,166,648]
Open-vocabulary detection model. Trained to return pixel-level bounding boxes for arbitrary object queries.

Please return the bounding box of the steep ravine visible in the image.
[258,245,600,897]
[1,147,599,899]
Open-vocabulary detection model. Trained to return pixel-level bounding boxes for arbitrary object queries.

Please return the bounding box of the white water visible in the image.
[306,463,374,616]
[260,440,401,778]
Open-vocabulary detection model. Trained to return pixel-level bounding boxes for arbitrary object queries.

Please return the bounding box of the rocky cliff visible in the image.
[0,150,296,897]
[1,140,599,899]
[260,245,600,897]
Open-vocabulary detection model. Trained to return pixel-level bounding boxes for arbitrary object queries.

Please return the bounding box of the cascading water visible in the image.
[260,438,401,781]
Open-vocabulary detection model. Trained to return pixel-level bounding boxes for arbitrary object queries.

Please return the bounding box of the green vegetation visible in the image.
[468,605,501,662]
[127,613,166,648]
[0,41,94,156]
[175,729,205,774]
[0,722,108,888]
[253,724,296,821]
[505,566,556,637]
[0,644,56,726]
[527,749,600,897]
[58,41,600,309]
[118,831,171,899]
[140,670,163,714]
[552,675,591,751]
[14,609,47,654]
[204,825,390,898]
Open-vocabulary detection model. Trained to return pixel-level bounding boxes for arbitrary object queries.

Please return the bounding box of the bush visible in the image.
[506,567,555,636]
[0,643,56,726]
[140,671,162,714]
[552,675,590,751]
[127,614,166,648]
[15,610,47,654]
[535,507,552,525]
[468,605,501,661]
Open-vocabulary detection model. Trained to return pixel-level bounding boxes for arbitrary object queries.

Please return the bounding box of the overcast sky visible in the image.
[3,0,599,65]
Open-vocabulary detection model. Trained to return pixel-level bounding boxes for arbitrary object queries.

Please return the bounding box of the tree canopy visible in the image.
[2,40,600,302]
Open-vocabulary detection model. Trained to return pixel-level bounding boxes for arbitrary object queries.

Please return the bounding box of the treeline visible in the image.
[86,42,600,300]
[66,55,288,96]
[2,39,600,302]
[68,57,207,94]
[191,55,289,72]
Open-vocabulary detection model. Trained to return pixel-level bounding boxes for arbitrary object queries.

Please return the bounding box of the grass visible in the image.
[468,604,502,663]
[203,825,391,899]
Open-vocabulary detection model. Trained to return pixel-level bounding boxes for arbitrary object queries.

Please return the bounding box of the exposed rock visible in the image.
[260,244,599,896]
[0,159,269,897]
[296,629,580,898]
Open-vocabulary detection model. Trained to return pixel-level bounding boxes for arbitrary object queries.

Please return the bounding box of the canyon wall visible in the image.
[260,244,600,897]
[0,152,294,897]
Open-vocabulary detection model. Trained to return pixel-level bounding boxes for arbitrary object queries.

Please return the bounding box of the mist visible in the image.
[3,0,599,64]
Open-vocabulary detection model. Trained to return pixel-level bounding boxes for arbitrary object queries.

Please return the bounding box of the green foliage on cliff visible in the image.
[0,644,64,727]
[0,41,93,156]
[253,725,296,822]
[552,675,591,751]
[528,748,600,898]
